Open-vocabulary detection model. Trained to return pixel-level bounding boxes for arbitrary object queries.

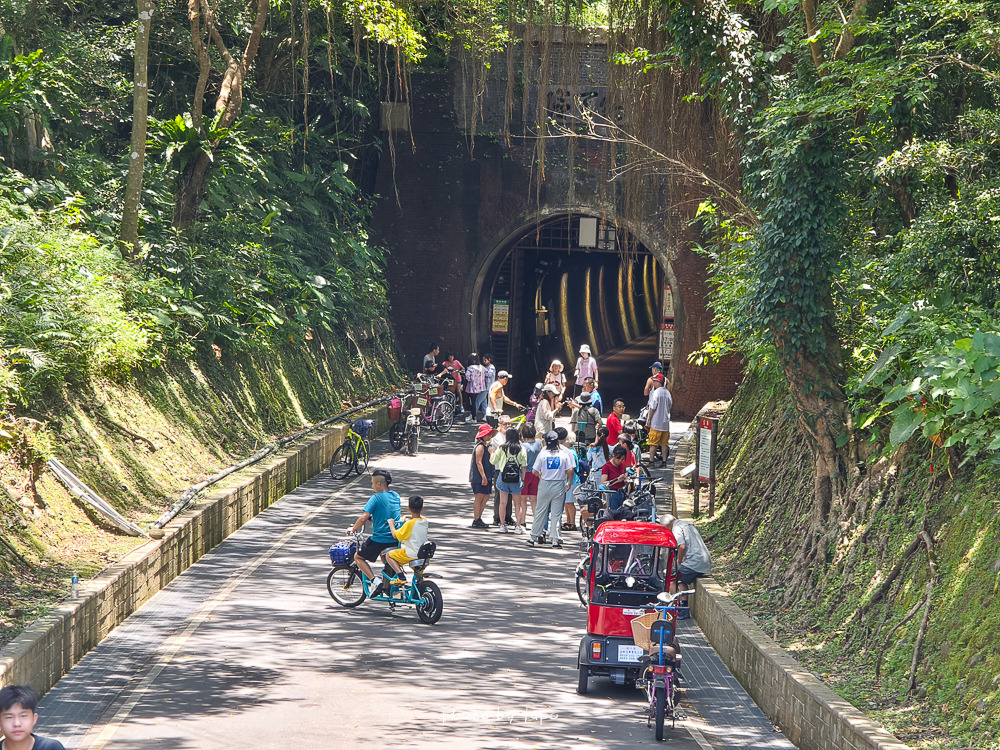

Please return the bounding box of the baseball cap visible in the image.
[476,423,496,439]
[544,430,559,445]
[651,361,663,370]
[542,384,559,394]
[497,370,511,379]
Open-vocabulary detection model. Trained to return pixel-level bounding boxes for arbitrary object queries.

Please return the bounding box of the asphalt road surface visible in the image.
[39,421,793,750]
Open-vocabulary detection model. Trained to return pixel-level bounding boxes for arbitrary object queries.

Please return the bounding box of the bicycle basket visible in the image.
[352,419,376,437]
[329,540,357,565]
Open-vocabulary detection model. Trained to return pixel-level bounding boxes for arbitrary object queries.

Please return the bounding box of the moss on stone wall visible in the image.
[707,371,1000,748]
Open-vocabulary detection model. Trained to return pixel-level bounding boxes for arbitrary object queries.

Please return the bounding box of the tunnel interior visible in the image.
[479,214,664,404]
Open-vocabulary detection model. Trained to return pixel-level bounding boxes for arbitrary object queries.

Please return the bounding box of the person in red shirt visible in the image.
[601,445,630,510]
[606,399,625,446]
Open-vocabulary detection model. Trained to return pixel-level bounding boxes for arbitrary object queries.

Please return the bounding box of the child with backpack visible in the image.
[491,428,527,534]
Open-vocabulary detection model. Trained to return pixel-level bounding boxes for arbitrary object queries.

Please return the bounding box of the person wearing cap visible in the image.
[569,391,602,444]
[544,359,567,398]
[346,468,402,586]
[644,361,669,396]
[646,372,673,467]
[662,514,712,603]
[574,344,599,393]
[527,430,575,548]
[486,370,523,426]
[534,384,563,436]
[470,424,497,529]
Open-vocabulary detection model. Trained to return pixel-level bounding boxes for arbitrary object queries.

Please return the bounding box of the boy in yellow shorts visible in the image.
[386,495,429,586]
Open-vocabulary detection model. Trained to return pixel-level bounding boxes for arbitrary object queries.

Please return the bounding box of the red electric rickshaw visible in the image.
[577,520,679,693]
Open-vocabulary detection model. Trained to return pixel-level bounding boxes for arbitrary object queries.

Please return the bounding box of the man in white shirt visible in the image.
[645,373,672,467]
[662,513,712,611]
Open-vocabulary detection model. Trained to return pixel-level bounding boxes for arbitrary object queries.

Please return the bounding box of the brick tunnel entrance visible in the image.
[476,214,667,406]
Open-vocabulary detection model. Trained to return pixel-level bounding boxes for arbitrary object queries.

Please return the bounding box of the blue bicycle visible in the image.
[326,533,443,624]
[635,589,695,741]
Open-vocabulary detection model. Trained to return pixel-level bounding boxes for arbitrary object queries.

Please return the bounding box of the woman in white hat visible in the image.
[574,344,598,395]
[544,359,566,398]
[534,384,563,437]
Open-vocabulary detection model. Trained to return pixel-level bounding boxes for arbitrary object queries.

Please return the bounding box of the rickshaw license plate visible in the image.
[618,645,644,662]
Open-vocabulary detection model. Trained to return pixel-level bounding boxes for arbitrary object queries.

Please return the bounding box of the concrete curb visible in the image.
[0,407,391,694]
[693,577,910,750]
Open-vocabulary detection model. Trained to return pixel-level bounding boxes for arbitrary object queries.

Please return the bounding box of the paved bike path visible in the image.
[37,422,793,749]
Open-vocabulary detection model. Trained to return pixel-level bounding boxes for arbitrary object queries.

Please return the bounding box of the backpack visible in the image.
[500,449,522,484]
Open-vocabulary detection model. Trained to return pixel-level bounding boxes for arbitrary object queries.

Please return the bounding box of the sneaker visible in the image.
[499,525,509,533]
[371,583,384,597]
[552,540,563,549]
[526,537,536,547]
[389,576,407,586]
[515,525,525,534]
[471,518,488,529]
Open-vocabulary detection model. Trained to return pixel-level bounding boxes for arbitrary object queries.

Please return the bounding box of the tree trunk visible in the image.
[172,149,212,229]
[119,0,155,258]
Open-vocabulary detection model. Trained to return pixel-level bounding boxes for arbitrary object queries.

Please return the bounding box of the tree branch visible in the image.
[834,0,868,61]
[802,0,826,73]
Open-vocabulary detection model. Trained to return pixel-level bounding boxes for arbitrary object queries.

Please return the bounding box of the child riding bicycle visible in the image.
[386,496,429,585]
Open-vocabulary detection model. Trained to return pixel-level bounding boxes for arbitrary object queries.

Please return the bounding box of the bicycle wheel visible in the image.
[354,439,370,475]
[654,684,666,741]
[415,580,443,624]
[326,566,366,607]
[389,422,404,451]
[406,426,419,456]
[432,401,454,433]
[329,441,355,480]
[575,559,589,606]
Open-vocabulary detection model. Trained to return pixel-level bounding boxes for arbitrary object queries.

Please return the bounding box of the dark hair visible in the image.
[612,445,628,459]
[520,423,536,440]
[584,376,595,384]
[468,353,480,366]
[504,429,521,451]
[594,426,610,461]
[481,353,492,362]
[0,685,39,713]
[555,426,568,441]
[408,495,424,513]
[428,342,438,351]
[614,399,625,409]
[372,468,392,485]
[445,352,455,360]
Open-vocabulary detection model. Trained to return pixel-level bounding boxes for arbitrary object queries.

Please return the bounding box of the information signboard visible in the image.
[492,300,509,334]
[698,417,715,482]
[662,285,674,317]
[659,322,675,360]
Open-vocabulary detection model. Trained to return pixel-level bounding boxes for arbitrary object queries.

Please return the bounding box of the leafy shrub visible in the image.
[0,195,157,405]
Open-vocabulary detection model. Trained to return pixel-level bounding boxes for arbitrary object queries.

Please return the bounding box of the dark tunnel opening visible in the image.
[478,215,664,406]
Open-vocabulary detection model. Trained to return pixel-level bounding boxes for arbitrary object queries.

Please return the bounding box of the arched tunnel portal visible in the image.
[467,214,673,405]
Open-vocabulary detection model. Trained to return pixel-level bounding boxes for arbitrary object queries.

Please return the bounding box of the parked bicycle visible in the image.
[328,419,375,480]
[414,375,455,433]
[634,589,695,741]
[326,532,443,624]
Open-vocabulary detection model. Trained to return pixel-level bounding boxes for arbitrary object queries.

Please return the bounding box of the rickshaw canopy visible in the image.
[593,521,677,547]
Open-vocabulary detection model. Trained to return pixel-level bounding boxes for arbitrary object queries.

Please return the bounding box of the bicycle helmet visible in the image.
[371,468,392,485]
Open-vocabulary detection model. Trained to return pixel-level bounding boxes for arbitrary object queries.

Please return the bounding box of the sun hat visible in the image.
[550,359,562,368]
[476,424,495,439]
[651,361,663,370]
[497,370,511,379]
[579,344,591,354]
[578,392,593,404]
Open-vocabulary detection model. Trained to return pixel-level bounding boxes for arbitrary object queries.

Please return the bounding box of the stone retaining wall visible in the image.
[693,577,910,750]
[0,407,390,694]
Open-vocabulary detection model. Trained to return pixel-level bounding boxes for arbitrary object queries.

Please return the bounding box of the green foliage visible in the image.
[0,35,73,136]
[0,194,158,407]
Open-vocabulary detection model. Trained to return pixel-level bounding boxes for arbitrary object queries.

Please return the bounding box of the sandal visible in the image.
[561,523,572,531]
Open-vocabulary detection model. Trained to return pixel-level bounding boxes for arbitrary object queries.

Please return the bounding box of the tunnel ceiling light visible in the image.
[579,217,598,247]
